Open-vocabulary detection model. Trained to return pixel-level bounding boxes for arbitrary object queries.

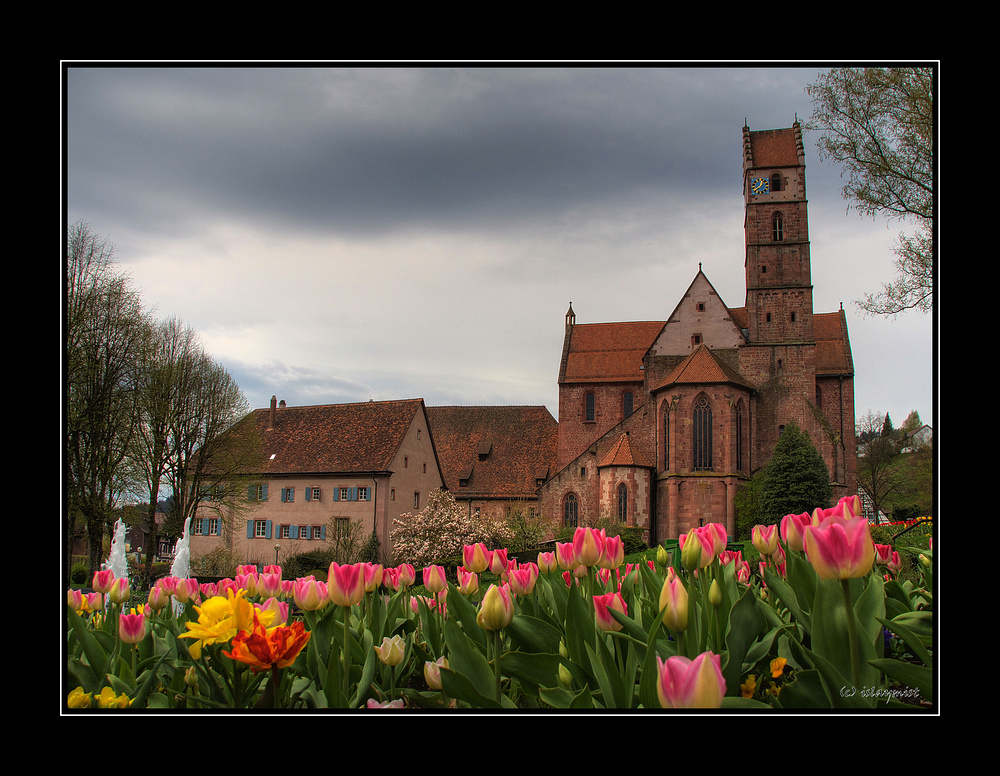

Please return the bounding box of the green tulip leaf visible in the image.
[507,614,563,655]
[868,658,933,704]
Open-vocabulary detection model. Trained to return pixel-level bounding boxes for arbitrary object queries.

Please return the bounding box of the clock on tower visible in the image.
[750,177,769,195]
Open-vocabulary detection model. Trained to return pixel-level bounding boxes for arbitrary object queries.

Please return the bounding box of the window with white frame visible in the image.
[357,486,369,501]
[208,518,220,536]
[254,520,268,538]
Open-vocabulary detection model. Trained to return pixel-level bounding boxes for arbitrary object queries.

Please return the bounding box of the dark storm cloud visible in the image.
[67,66,822,240]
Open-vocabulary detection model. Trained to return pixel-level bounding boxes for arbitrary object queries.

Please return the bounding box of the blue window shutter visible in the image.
[248,486,255,501]
[262,484,268,501]
[201,518,209,534]
[320,525,326,540]
[350,487,357,501]
[246,521,253,538]
[333,488,339,502]
[305,487,312,502]
[290,525,298,539]
[265,520,272,539]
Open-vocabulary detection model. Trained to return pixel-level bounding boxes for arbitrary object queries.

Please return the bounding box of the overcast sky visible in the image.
[64,65,936,432]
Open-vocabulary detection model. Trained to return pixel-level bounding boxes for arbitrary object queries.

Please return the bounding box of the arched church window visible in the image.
[770,172,782,192]
[623,391,633,418]
[693,395,713,471]
[564,493,579,528]
[617,482,628,522]
[585,392,595,422]
[772,211,784,241]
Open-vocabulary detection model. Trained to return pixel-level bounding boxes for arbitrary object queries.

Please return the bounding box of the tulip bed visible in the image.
[65,496,934,711]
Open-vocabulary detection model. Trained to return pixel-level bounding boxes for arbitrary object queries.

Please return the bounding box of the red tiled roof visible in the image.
[748,127,800,167]
[814,311,854,375]
[654,344,753,390]
[426,406,558,499]
[233,399,426,475]
[598,433,654,468]
[562,321,664,383]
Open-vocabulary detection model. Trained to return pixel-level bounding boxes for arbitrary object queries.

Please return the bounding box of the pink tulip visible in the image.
[258,596,289,626]
[328,563,366,606]
[537,551,557,573]
[489,548,509,575]
[263,564,282,578]
[680,528,714,569]
[751,524,779,556]
[217,578,239,597]
[119,612,146,644]
[508,565,538,597]
[382,567,400,592]
[67,589,84,611]
[363,563,384,593]
[292,577,328,611]
[256,571,283,599]
[92,569,115,594]
[147,585,171,612]
[423,565,448,594]
[780,511,813,552]
[655,651,726,708]
[108,577,130,605]
[599,535,625,569]
[463,543,491,573]
[199,582,218,599]
[236,573,257,596]
[85,592,103,612]
[457,569,479,596]
[659,575,689,633]
[593,592,627,632]
[886,551,902,575]
[396,564,416,588]
[173,578,200,604]
[802,517,875,580]
[874,544,894,564]
[573,527,606,567]
[476,584,514,631]
[237,564,258,577]
[555,541,577,571]
[424,656,448,690]
[736,561,751,584]
[702,523,728,557]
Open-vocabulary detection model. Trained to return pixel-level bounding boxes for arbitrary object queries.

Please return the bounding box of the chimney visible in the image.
[269,395,277,430]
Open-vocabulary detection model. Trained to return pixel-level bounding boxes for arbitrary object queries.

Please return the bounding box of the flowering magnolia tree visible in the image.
[66,495,934,711]
[390,489,512,568]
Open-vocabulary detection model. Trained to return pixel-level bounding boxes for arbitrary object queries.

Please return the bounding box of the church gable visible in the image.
[650,270,744,358]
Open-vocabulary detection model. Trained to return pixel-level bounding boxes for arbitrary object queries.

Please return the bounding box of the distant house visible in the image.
[188,396,444,566]
[426,405,559,524]
[901,424,933,452]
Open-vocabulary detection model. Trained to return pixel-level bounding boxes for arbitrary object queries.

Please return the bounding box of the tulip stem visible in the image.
[491,629,502,703]
[342,605,351,707]
[840,579,860,690]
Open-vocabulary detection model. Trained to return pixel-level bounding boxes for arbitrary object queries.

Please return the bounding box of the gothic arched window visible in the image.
[564,493,579,528]
[693,395,713,471]
[772,211,784,241]
[585,392,595,422]
[770,172,782,192]
[617,482,628,523]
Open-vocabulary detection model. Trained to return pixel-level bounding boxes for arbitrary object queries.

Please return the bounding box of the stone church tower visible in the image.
[538,122,856,542]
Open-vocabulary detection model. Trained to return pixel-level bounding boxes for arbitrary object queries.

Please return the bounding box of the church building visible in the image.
[537,122,856,542]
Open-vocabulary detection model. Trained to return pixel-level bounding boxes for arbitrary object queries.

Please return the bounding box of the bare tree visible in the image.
[856,410,903,522]
[66,222,148,577]
[805,67,934,316]
[163,354,259,561]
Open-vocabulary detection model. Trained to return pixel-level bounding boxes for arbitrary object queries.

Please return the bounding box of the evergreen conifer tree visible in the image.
[758,422,833,525]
